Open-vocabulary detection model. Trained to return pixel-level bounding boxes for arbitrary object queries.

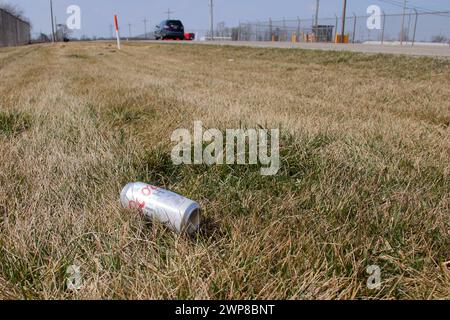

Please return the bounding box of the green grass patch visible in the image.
[0,110,32,137]
[66,53,89,59]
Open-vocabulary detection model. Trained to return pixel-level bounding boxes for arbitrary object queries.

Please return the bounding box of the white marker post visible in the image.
[114,14,121,50]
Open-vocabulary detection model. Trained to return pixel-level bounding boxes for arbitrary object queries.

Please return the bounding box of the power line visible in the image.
[382,0,440,11]
[377,0,450,17]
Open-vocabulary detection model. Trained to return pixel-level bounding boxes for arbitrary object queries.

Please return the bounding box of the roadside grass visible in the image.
[0,110,32,137]
[0,42,448,299]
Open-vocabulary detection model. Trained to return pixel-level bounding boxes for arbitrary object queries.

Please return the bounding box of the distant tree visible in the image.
[0,2,23,16]
[431,35,448,43]
[0,1,29,24]
[399,28,410,42]
[55,24,73,41]
[231,27,239,41]
[37,33,50,43]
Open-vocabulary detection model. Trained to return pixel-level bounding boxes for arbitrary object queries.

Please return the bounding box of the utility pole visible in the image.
[128,23,132,40]
[165,8,174,19]
[406,11,411,39]
[352,13,357,43]
[109,24,113,39]
[314,0,320,27]
[269,18,272,41]
[400,0,407,45]
[209,0,214,41]
[340,0,347,43]
[412,9,418,47]
[143,18,148,39]
[50,0,55,42]
[54,16,58,42]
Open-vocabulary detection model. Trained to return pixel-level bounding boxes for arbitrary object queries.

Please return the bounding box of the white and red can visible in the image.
[120,182,201,234]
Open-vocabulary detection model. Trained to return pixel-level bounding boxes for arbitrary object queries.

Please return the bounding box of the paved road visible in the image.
[153,40,450,58]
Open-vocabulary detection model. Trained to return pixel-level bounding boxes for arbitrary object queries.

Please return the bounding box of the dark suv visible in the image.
[154,20,185,40]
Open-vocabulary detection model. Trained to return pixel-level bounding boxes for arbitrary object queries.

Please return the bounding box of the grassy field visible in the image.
[0,42,448,299]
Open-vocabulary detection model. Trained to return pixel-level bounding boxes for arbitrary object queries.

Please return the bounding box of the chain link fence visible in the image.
[232,10,450,45]
[0,8,31,47]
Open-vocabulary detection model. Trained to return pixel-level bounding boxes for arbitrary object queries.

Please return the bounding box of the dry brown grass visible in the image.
[0,42,448,300]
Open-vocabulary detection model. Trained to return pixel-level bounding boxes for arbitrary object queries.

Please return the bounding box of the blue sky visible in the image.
[3,0,450,38]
